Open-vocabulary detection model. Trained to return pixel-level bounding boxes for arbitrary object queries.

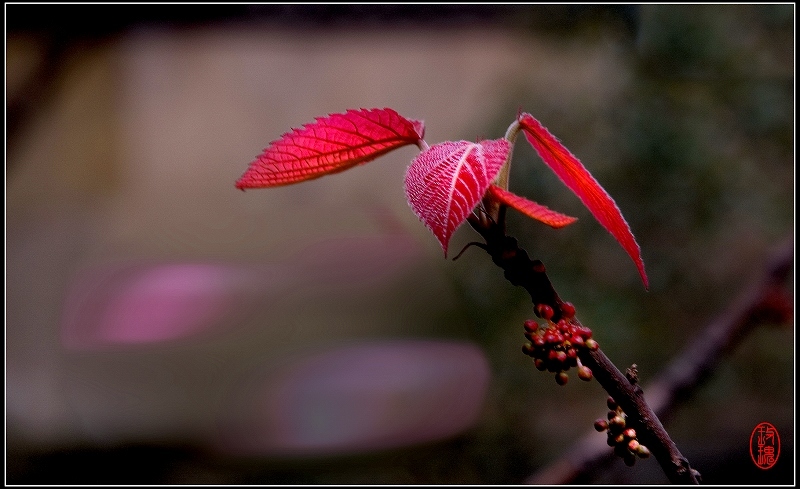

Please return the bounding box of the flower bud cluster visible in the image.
[521,302,597,385]
[594,397,651,466]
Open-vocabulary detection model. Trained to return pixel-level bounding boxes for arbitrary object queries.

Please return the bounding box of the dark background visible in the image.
[7,4,794,484]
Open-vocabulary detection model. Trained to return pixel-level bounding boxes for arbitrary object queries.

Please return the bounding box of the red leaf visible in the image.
[405,139,511,256]
[236,108,425,189]
[518,113,648,289]
[486,185,577,228]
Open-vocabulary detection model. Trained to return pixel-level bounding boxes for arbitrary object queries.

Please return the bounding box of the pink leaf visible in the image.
[518,113,648,289]
[405,139,511,256]
[236,108,425,189]
[486,185,578,228]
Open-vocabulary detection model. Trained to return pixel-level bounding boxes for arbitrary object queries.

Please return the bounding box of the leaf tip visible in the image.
[637,259,649,291]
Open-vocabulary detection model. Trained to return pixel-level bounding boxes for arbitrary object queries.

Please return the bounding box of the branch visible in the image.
[526,234,794,484]
[466,213,702,484]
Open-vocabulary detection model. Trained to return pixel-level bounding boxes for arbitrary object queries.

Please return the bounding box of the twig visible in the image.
[466,214,702,484]
[526,235,793,484]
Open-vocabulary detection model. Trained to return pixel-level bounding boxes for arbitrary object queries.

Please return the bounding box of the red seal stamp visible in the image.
[750,422,780,469]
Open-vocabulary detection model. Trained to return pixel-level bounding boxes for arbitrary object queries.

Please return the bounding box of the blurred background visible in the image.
[6,4,794,484]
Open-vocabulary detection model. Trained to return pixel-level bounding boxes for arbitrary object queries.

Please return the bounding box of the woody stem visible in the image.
[466,213,700,484]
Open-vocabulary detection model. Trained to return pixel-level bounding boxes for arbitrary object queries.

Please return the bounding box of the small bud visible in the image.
[532,336,546,348]
[523,319,539,332]
[570,335,585,348]
[555,372,569,385]
[594,419,609,432]
[607,397,618,410]
[560,302,576,319]
[522,343,534,355]
[607,410,618,420]
[585,339,599,351]
[577,365,593,381]
[636,445,651,458]
[555,350,568,364]
[627,439,640,452]
[536,304,554,320]
[623,428,637,440]
[534,358,547,371]
[609,415,626,430]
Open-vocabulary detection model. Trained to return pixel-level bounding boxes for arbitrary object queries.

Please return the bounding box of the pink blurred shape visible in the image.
[218,340,491,456]
[60,263,253,349]
[59,231,424,349]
